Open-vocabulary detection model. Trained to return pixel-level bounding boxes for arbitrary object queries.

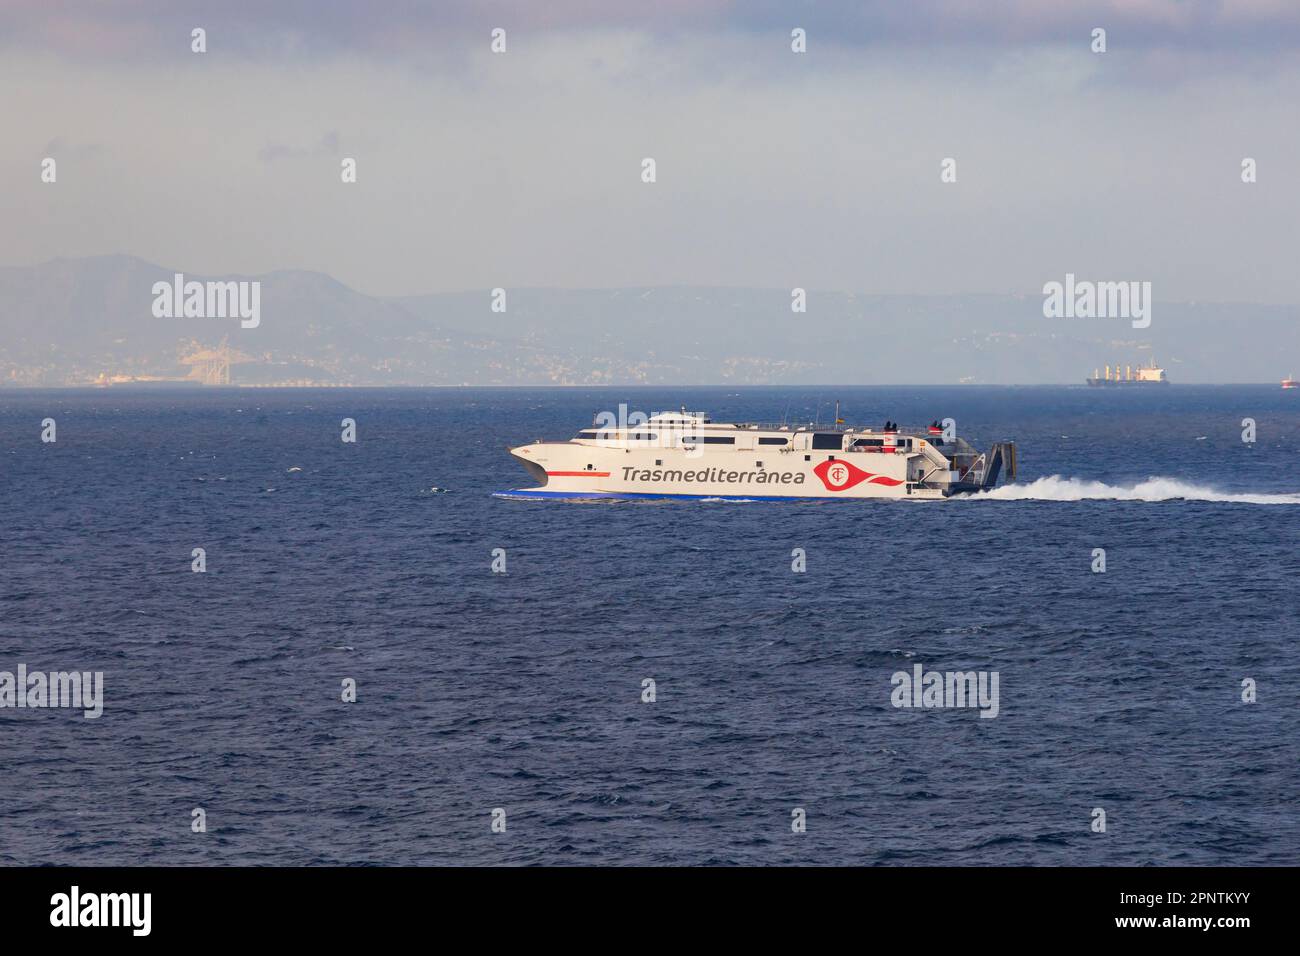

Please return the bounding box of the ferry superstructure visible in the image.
[499,411,1016,501]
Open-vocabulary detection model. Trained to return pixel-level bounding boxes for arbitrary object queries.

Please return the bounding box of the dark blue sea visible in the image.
[2,385,1297,865]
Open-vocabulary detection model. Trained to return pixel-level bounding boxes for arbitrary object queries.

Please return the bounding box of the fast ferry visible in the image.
[497,410,1016,501]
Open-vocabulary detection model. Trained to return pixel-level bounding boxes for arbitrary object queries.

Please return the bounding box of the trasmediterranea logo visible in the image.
[152,272,260,328]
[620,465,805,486]
[814,458,903,491]
[50,886,151,936]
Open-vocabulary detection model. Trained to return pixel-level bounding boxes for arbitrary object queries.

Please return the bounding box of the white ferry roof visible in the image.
[580,414,936,436]
[645,411,712,424]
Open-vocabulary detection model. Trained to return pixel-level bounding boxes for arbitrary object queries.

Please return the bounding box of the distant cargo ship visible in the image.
[1086,359,1168,386]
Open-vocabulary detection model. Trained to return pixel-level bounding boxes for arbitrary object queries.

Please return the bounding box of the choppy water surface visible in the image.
[1,386,1297,865]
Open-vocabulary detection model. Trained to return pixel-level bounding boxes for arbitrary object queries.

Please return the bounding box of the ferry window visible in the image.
[855,438,883,447]
[756,461,764,468]
[682,435,734,444]
[758,437,788,445]
[576,431,598,438]
[811,433,843,450]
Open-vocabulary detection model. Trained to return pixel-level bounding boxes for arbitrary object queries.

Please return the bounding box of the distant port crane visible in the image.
[180,339,255,385]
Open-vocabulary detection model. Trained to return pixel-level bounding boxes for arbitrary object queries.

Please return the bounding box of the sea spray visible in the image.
[965,475,1300,505]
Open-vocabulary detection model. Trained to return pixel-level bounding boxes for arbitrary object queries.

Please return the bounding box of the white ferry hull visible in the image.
[502,444,979,501]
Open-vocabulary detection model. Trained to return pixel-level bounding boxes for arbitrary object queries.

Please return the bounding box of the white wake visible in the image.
[967,475,1300,505]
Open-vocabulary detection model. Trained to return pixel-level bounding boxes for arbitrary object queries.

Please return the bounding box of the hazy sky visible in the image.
[3,1,1299,302]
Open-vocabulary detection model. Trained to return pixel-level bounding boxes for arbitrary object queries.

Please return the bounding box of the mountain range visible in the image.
[1,255,1295,386]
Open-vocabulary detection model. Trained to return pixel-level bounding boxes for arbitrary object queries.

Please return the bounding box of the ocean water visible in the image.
[1,385,1297,866]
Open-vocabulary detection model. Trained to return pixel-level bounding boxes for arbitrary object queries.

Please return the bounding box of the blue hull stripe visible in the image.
[494,489,842,502]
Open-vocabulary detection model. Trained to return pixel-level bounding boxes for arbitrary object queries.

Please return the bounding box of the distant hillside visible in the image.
[1,256,1296,385]
[0,255,485,386]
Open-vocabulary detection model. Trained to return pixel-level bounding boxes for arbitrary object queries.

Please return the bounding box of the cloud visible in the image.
[3,4,1298,307]
[4,1,1300,63]
[42,136,105,159]
[258,131,341,164]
